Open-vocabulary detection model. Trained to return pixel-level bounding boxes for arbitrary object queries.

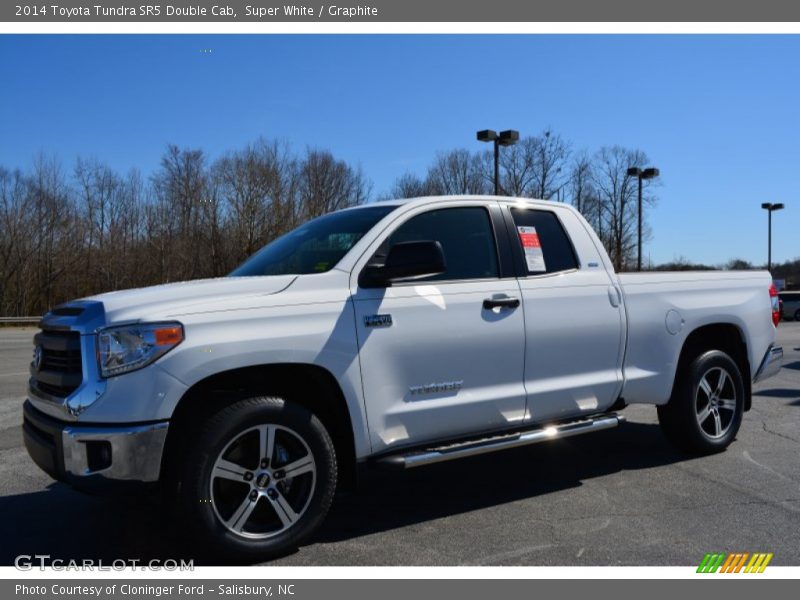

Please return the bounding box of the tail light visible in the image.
[769,283,781,327]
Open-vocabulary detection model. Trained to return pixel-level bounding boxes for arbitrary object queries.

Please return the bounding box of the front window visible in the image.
[371,207,500,282]
[230,206,397,277]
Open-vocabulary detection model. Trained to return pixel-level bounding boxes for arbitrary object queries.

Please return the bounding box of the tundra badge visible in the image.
[409,380,464,395]
[364,314,393,328]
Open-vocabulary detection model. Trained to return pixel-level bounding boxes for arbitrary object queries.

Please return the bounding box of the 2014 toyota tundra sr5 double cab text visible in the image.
[23,196,784,559]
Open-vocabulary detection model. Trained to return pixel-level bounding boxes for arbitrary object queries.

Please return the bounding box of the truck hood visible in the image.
[84,275,298,325]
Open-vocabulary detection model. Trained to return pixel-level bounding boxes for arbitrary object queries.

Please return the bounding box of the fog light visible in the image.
[85,440,112,472]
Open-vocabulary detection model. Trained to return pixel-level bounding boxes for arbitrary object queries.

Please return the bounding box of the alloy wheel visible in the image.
[210,424,316,539]
[695,366,738,439]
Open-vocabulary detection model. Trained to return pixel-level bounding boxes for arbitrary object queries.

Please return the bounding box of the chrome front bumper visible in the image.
[23,401,168,489]
[753,345,783,384]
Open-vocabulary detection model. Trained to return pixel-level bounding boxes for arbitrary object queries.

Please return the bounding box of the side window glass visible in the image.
[509,209,578,275]
[383,207,500,282]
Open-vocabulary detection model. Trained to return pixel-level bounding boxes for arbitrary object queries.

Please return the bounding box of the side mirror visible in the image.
[361,240,446,287]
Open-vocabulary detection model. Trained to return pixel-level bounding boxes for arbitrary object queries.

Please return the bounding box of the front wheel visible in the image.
[177,396,337,561]
[658,350,745,454]
[794,308,800,322]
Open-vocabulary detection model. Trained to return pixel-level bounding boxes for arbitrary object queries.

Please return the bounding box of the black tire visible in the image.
[794,309,800,322]
[176,396,337,561]
[658,350,745,454]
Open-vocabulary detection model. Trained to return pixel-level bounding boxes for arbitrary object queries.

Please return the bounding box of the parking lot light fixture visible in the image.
[477,129,519,196]
[627,166,660,271]
[761,202,785,272]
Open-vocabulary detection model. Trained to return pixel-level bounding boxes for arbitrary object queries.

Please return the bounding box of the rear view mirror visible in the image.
[361,240,446,287]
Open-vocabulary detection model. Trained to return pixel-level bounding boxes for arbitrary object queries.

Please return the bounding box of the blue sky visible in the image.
[1,34,798,266]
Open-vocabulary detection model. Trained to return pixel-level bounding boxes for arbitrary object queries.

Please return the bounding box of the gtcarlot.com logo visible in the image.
[697,552,773,573]
[14,554,194,571]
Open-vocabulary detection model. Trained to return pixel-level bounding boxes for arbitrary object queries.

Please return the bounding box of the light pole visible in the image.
[627,166,660,271]
[477,129,519,195]
[761,202,784,272]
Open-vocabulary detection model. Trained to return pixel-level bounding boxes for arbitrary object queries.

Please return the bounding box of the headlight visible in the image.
[97,322,184,378]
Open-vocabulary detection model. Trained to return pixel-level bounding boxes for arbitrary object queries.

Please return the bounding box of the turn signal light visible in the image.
[155,326,184,346]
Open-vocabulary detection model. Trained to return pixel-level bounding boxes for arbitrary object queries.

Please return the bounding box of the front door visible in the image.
[351,203,527,453]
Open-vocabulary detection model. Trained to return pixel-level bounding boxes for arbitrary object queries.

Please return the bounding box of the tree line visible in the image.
[656,257,800,285]
[0,140,369,316]
[2,129,794,317]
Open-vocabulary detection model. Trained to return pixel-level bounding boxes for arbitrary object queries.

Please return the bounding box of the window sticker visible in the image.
[517,226,546,272]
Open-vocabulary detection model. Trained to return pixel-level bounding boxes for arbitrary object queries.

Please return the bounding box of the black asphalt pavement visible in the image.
[1,324,798,566]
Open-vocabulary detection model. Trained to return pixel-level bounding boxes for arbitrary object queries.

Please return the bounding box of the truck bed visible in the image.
[618,270,774,405]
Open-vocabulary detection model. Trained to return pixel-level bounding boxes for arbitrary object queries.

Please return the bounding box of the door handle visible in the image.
[607,285,621,308]
[483,297,520,310]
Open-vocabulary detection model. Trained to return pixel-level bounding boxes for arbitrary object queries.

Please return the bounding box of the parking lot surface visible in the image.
[1,323,798,566]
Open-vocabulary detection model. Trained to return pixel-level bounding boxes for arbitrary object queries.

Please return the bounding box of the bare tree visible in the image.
[0,168,37,315]
[425,149,487,195]
[592,146,654,271]
[28,154,79,310]
[151,145,209,281]
[74,158,123,290]
[529,130,571,200]
[214,139,298,265]
[492,141,536,196]
[725,258,755,270]
[566,152,609,245]
[112,169,147,288]
[477,130,570,198]
[567,152,595,214]
[297,149,371,220]
[389,172,432,199]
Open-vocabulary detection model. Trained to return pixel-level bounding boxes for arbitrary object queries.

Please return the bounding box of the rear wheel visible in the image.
[658,350,744,454]
[794,308,800,322]
[177,396,337,561]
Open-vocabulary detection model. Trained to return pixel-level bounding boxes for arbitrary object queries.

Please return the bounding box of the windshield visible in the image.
[230,205,398,277]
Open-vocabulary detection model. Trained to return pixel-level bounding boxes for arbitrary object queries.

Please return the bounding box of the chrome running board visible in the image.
[377,413,625,469]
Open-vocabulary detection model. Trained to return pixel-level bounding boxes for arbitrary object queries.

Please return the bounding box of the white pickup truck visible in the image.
[23,195,783,559]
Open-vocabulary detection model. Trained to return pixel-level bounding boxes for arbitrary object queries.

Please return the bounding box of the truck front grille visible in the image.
[31,330,83,398]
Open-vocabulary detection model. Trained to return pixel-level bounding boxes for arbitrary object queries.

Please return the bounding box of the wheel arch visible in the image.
[670,323,752,411]
[162,363,360,492]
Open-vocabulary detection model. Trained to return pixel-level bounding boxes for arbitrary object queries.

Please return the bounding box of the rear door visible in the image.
[504,205,626,423]
[350,201,527,452]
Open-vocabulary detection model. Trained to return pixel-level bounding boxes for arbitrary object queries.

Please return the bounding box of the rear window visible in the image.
[509,209,578,274]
